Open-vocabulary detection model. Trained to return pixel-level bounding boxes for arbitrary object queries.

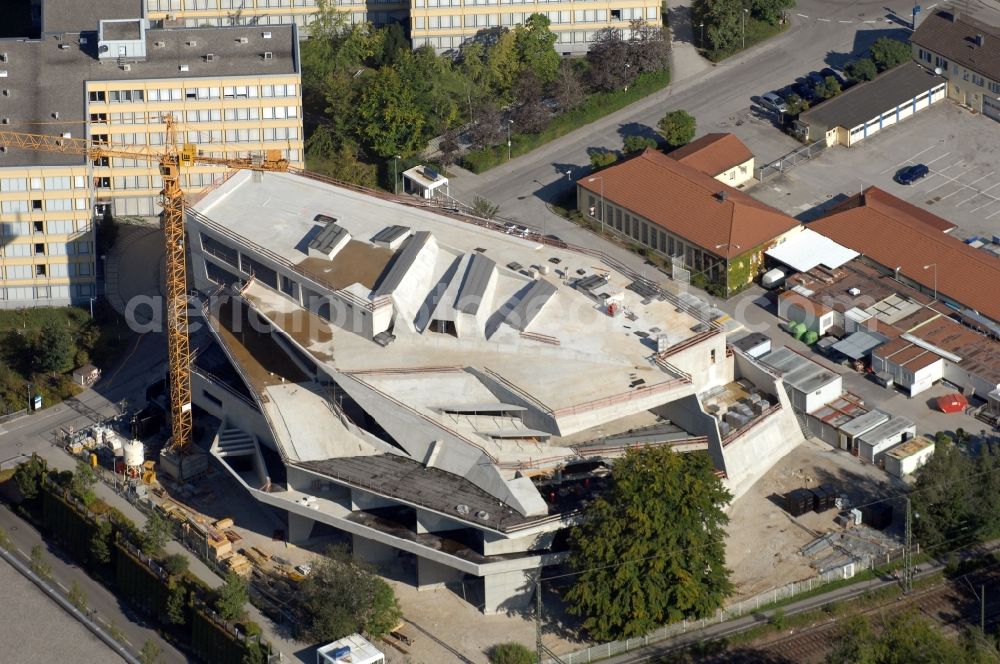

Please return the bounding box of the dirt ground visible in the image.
[725,436,907,599]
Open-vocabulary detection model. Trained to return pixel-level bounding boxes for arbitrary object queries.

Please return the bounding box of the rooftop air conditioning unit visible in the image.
[51,111,59,119]
[239,37,249,44]
[179,64,189,72]
[0,53,7,62]
[187,40,197,47]
[263,51,273,60]
[62,132,71,139]
[1,90,9,97]
[154,41,165,48]
[1,118,8,124]
[263,31,272,39]
[121,63,131,71]
[848,287,861,296]
[0,146,6,153]
[59,43,70,50]
[205,53,215,61]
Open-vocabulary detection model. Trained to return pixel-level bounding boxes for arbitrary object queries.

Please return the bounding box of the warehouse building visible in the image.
[758,347,842,414]
[857,416,916,465]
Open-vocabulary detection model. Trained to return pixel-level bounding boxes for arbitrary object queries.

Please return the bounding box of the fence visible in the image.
[756,138,827,181]
[543,559,877,664]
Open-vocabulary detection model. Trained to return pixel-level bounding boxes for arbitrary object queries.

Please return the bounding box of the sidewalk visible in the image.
[666,2,713,84]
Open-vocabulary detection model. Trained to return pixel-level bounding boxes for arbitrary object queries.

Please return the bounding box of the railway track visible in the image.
[708,568,1000,663]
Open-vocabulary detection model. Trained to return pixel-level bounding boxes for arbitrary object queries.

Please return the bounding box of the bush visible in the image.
[589,149,618,170]
[489,642,535,664]
[845,58,877,83]
[622,134,658,154]
[869,37,910,72]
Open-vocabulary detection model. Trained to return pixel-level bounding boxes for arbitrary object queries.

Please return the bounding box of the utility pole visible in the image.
[535,568,543,664]
[903,496,913,593]
[982,583,985,634]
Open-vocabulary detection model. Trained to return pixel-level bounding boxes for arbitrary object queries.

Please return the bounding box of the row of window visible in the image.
[89,84,298,104]
[3,261,93,279]
[1,284,95,301]
[147,0,317,8]
[0,176,88,193]
[1,241,92,258]
[1,199,89,214]
[415,27,603,47]
[415,8,629,27]
[918,48,1000,95]
[1,220,89,237]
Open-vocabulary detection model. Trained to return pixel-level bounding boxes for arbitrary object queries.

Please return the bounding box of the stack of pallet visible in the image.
[206,528,233,562]
[225,552,252,577]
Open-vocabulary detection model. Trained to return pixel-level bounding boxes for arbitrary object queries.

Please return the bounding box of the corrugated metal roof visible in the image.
[840,409,891,436]
[858,416,915,445]
[832,330,890,360]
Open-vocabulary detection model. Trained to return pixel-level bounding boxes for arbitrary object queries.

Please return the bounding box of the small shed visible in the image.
[317,634,384,664]
[72,364,101,388]
[731,332,771,359]
[884,436,935,478]
[857,416,916,465]
[936,393,968,414]
[402,165,449,200]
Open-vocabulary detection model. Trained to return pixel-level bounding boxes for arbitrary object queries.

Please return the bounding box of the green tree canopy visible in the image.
[489,642,535,664]
[514,14,560,83]
[845,58,877,82]
[814,75,842,99]
[36,320,75,373]
[215,571,249,623]
[749,0,794,24]
[623,134,658,153]
[565,447,733,641]
[826,611,989,664]
[869,37,911,72]
[355,67,426,158]
[140,511,169,557]
[13,454,47,501]
[657,110,697,149]
[291,546,401,643]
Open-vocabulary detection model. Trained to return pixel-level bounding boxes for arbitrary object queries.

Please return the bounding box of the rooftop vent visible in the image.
[238,37,249,44]
[179,64,189,72]
[59,43,70,50]
[187,40,197,47]
[715,190,728,202]
[475,510,490,520]
[0,53,7,62]
[1,90,9,97]
[0,146,6,153]
[455,504,470,515]
[1,118,8,125]
[79,37,88,45]
[51,112,59,119]
[0,71,8,78]
[263,51,273,60]
[975,34,986,47]
[121,63,131,71]
[154,40,165,48]
[848,287,861,296]
[62,132,71,139]
[205,53,215,61]
[263,31,272,39]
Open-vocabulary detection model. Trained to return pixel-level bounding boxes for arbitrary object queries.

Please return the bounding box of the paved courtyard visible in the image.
[750,103,1000,239]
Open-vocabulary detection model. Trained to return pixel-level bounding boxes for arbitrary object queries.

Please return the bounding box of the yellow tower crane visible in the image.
[0,117,289,453]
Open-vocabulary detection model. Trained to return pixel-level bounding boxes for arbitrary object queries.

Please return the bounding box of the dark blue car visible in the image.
[894,164,930,185]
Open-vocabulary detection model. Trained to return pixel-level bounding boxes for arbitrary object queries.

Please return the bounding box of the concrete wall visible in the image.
[722,409,805,498]
[652,394,726,475]
[664,333,732,395]
[418,557,465,590]
[483,568,536,615]
[192,371,276,449]
[482,529,556,556]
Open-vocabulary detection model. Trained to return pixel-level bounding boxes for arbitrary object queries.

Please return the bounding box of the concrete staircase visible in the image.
[210,425,269,489]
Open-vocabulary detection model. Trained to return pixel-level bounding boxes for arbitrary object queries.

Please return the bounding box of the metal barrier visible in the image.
[756,138,827,181]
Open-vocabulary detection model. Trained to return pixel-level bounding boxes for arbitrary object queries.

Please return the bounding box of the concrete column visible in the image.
[352,534,396,568]
[482,568,536,615]
[287,511,314,545]
[416,557,464,590]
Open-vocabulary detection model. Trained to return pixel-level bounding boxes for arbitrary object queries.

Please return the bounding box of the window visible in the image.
[32,199,42,211]
[88,91,106,102]
[35,264,46,277]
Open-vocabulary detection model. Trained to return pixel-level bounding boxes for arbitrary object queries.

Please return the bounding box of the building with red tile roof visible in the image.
[576,149,800,294]
[669,133,755,187]
[809,186,1000,327]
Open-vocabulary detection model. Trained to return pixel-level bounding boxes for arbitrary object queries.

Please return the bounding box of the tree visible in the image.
[869,37,911,72]
[166,582,188,626]
[90,518,112,565]
[215,572,249,623]
[69,580,88,612]
[70,462,98,503]
[355,68,425,158]
[783,92,809,116]
[36,320,75,373]
[749,0,794,25]
[438,129,460,173]
[589,149,618,170]
[30,544,51,579]
[623,134,658,154]
[306,137,379,189]
[845,58,877,82]
[814,75,841,99]
[140,511,169,557]
[701,0,744,53]
[552,60,585,111]
[469,101,503,149]
[826,611,977,664]
[512,71,548,134]
[471,197,500,220]
[513,14,560,83]
[162,553,189,577]
[484,29,522,102]
[139,640,164,664]
[292,546,401,643]
[627,21,671,74]
[657,110,697,149]
[489,642,535,664]
[565,447,732,641]
[13,454,47,502]
[910,438,978,549]
[587,28,631,92]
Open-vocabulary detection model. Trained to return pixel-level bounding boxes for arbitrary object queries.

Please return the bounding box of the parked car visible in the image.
[760,92,788,114]
[792,81,816,102]
[894,163,930,185]
[806,71,826,88]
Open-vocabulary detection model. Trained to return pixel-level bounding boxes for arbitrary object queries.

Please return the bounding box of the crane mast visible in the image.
[0,117,288,452]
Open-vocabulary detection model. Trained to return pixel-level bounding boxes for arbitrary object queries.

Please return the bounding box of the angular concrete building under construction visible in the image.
[186,171,804,612]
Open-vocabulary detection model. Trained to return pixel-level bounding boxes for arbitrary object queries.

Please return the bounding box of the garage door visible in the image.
[985,96,1000,122]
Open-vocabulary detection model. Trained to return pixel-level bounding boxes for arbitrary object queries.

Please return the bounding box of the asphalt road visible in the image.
[0,504,184,664]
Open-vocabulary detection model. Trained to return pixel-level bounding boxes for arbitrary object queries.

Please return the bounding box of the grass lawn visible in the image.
[0,299,137,414]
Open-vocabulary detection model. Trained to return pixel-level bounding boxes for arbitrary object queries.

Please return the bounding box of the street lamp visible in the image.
[26,382,32,413]
[89,297,96,318]
[624,63,631,92]
[699,22,705,48]
[742,8,749,50]
[587,176,604,234]
[923,263,938,300]
[506,120,513,161]
[392,155,401,195]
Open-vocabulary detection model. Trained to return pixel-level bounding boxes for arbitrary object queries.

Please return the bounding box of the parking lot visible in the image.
[750,103,1000,239]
